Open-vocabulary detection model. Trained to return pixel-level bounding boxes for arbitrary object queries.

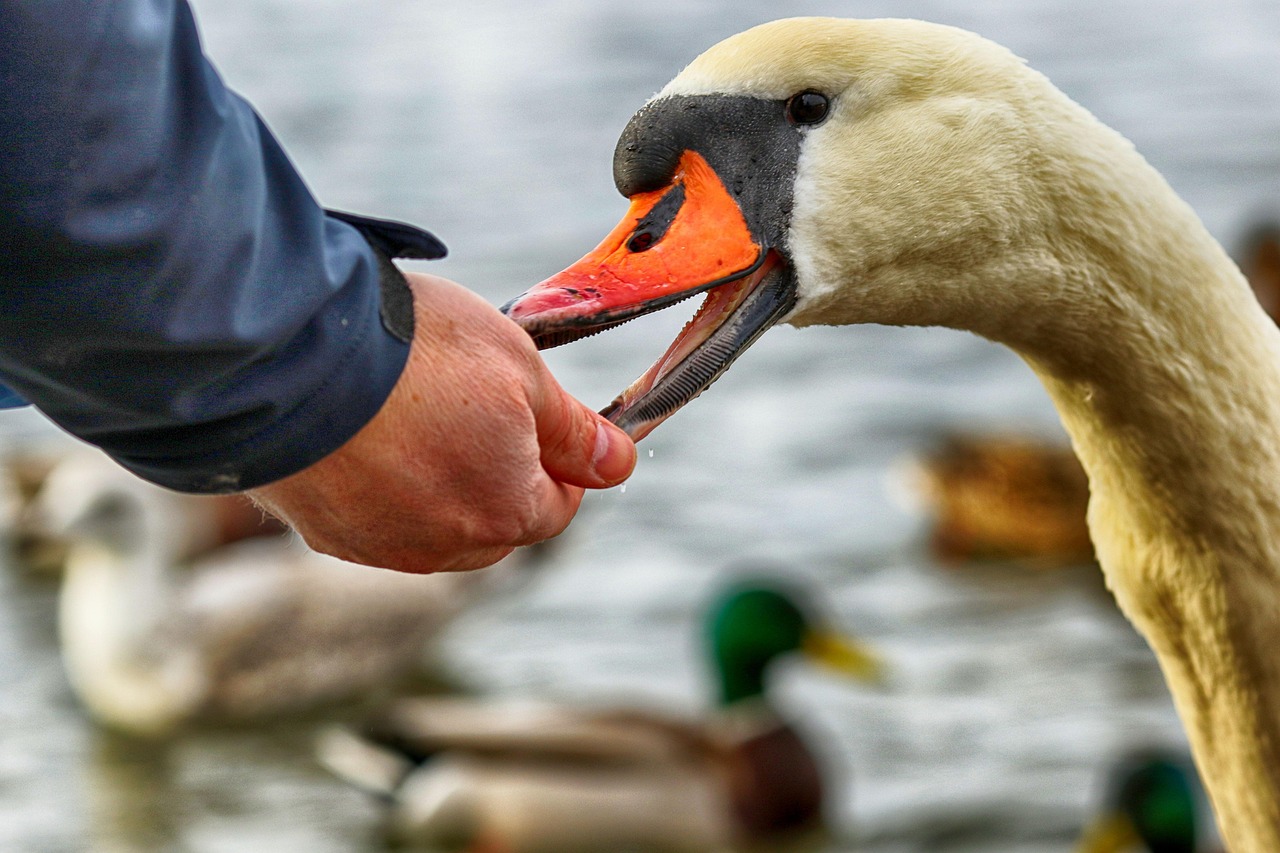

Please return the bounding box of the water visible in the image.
[5,0,1280,849]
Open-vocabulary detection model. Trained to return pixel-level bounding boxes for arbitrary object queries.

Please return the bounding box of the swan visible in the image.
[501,18,1280,851]
[37,451,542,736]
[318,580,883,851]
[909,222,1280,569]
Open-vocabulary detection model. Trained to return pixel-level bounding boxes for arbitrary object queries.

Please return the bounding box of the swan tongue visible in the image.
[600,253,794,440]
[502,150,794,441]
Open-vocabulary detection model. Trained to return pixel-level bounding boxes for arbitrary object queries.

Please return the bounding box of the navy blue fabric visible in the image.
[0,385,26,409]
[0,0,417,492]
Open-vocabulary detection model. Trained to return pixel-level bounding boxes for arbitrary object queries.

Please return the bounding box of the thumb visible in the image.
[535,387,636,488]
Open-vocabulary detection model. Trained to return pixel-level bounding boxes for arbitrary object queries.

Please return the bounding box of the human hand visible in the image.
[248,272,636,572]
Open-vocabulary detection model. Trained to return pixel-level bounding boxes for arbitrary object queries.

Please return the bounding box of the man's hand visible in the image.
[248,272,636,572]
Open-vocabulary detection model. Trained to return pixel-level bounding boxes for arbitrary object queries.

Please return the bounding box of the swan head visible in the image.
[502,17,1104,439]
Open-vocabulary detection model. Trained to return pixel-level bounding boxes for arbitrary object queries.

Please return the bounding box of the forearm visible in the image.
[0,0,440,492]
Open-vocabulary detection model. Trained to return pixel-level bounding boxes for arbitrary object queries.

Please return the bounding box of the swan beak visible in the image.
[1075,813,1143,853]
[502,150,796,440]
[803,630,887,685]
[503,151,762,346]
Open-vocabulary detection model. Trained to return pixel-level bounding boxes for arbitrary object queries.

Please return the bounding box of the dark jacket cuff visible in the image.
[113,215,446,494]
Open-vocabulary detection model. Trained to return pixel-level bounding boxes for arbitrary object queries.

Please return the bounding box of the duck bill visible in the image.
[803,630,887,685]
[502,150,796,441]
[1075,814,1143,853]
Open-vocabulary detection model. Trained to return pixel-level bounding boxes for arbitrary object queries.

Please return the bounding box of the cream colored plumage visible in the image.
[679,20,1280,850]
[904,226,1280,568]
[38,451,537,736]
[507,18,1280,851]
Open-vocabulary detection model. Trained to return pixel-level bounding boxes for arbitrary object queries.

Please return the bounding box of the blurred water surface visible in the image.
[4,1,1280,850]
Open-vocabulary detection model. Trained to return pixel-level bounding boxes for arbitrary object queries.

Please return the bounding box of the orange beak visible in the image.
[503,150,795,440]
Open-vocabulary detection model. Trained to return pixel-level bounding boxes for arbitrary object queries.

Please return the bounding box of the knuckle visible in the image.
[542,404,580,457]
[463,489,561,550]
[474,510,538,548]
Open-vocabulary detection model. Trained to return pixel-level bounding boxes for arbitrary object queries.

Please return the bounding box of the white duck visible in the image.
[502,18,1280,851]
[5,444,286,576]
[37,451,541,736]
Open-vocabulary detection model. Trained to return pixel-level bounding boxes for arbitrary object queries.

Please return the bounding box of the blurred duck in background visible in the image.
[1077,749,1221,853]
[1,444,83,574]
[318,580,884,852]
[910,432,1093,566]
[908,220,1280,567]
[1236,221,1280,320]
[0,446,59,521]
[5,446,286,577]
[34,450,545,737]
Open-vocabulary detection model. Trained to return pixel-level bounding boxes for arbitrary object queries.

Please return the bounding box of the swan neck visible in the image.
[1010,205,1280,850]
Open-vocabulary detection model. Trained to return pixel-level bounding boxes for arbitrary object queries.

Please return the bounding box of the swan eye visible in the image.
[785,91,829,125]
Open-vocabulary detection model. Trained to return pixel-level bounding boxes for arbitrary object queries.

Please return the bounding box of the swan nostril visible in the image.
[627,232,656,253]
[625,182,686,254]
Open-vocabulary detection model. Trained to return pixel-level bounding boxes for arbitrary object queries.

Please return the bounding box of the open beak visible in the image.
[502,150,796,441]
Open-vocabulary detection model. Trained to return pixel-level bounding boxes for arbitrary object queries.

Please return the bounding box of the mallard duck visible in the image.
[909,432,1092,566]
[37,451,543,736]
[1077,749,1221,853]
[318,581,883,851]
[500,18,1280,848]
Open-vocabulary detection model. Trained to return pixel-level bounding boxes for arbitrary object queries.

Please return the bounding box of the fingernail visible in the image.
[591,420,637,485]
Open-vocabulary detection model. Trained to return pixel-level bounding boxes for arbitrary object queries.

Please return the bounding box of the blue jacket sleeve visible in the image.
[0,0,444,493]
